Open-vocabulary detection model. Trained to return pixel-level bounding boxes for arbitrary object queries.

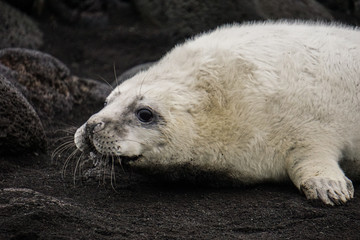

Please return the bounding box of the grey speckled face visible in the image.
[74,87,166,160]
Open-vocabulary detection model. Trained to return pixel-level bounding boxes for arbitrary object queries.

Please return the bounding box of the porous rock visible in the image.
[0,1,43,49]
[47,0,109,26]
[316,0,352,12]
[355,0,360,19]
[65,76,112,119]
[132,0,333,40]
[254,0,333,20]
[0,47,112,123]
[0,75,46,154]
[0,48,73,121]
[133,0,260,39]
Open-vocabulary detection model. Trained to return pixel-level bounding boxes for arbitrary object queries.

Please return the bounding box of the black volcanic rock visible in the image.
[0,75,46,154]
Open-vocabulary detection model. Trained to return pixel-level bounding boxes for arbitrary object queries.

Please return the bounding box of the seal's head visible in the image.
[74,42,250,180]
[74,61,210,174]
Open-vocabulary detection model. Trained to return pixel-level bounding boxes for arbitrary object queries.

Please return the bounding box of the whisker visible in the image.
[52,135,74,143]
[51,138,74,151]
[97,74,114,90]
[60,136,75,143]
[52,140,73,155]
[51,126,78,135]
[102,155,108,185]
[137,62,155,96]
[138,87,155,98]
[62,148,80,180]
[113,63,119,88]
[58,130,77,136]
[113,63,122,97]
[138,75,146,97]
[117,156,126,174]
[110,155,118,192]
[73,152,84,185]
[54,121,78,128]
[51,141,76,162]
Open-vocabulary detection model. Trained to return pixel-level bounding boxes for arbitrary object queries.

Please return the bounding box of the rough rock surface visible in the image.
[65,76,112,121]
[0,75,46,154]
[0,48,111,155]
[316,0,360,23]
[355,0,360,19]
[0,48,111,123]
[254,0,333,20]
[0,1,43,49]
[317,0,352,12]
[0,48,73,121]
[46,0,109,26]
[133,0,261,39]
[133,0,333,40]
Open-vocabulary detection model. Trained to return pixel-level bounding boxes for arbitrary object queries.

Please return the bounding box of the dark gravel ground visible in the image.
[1,18,360,240]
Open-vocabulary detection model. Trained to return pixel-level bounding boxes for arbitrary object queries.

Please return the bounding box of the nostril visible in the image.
[93,122,105,133]
[86,121,105,136]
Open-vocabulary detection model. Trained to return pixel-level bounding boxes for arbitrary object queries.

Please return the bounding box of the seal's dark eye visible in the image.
[104,101,108,107]
[136,108,154,123]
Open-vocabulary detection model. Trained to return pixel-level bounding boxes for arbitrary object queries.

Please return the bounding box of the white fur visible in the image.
[75,21,360,205]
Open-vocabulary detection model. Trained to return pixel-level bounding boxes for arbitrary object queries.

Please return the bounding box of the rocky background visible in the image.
[0,0,360,239]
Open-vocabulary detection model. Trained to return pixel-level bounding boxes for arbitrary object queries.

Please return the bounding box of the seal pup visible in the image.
[74,21,360,205]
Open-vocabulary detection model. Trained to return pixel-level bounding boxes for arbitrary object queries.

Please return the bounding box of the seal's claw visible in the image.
[300,177,354,206]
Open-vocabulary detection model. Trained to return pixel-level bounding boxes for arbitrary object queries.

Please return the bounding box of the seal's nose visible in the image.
[85,121,105,137]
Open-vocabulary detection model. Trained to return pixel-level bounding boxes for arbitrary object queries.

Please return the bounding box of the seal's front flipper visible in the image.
[286,147,354,205]
[299,176,354,205]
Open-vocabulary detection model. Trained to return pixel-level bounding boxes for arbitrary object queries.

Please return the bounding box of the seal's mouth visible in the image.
[87,147,141,164]
[120,155,141,164]
[84,137,142,163]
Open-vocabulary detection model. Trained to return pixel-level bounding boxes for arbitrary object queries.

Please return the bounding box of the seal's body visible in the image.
[75,21,360,205]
